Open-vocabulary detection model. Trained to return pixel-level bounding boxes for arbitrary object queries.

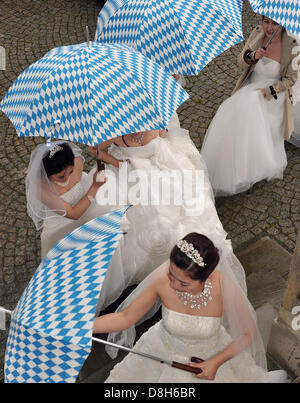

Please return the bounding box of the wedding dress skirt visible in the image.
[201,57,287,196]
[95,113,246,313]
[289,69,300,147]
[105,305,287,383]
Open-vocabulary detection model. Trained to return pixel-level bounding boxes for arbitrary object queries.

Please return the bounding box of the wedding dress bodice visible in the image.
[250,57,281,86]
[162,306,221,340]
[60,172,90,206]
[115,137,161,159]
[159,306,224,357]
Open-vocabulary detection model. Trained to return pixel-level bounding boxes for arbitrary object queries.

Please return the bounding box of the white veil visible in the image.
[25,140,84,230]
[105,236,267,370]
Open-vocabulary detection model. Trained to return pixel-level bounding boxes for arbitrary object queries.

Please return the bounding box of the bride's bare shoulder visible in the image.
[209,270,222,289]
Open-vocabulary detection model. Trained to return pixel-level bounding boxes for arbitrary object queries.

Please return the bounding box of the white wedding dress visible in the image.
[95,114,244,312]
[105,305,287,383]
[201,57,287,196]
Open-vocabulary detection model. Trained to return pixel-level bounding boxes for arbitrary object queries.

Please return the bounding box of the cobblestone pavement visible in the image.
[0,1,299,382]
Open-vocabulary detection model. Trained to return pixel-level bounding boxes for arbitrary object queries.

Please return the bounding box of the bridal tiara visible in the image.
[176,239,206,268]
[48,144,63,158]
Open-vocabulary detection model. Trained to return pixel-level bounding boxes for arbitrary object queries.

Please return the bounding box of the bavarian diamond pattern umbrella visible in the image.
[4,207,127,383]
[95,0,244,75]
[249,0,300,37]
[0,42,189,146]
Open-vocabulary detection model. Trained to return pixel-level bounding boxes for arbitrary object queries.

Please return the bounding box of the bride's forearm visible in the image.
[98,149,120,168]
[93,311,133,334]
[211,333,254,368]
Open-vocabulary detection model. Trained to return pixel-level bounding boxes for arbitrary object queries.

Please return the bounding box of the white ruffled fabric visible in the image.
[105,306,287,383]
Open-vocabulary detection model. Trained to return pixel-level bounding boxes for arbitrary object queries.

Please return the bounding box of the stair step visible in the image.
[237,236,292,279]
[246,268,286,310]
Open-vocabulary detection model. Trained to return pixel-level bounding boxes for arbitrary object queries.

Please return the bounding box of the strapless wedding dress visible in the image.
[201,57,287,196]
[105,305,287,383]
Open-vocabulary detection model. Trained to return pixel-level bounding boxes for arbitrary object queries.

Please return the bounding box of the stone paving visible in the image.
[0,0,299,383]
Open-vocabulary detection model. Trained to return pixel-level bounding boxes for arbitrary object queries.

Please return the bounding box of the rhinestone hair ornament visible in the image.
[176,239,206,267]
[48,144,63,158]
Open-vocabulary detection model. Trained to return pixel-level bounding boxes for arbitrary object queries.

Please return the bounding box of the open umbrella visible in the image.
[95,0,244,75]
[1,207,128,383]
[0,42,188,146]
[249,0,300,37]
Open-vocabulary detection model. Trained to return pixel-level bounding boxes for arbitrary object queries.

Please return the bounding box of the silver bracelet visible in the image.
[87,195,95,203]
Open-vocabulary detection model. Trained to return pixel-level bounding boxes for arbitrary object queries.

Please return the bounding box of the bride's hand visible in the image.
[92,171,106,188]
[254,47,266,60]
[159,130,168,138]
[117,159,130,168]
[189,358,219,381]
[260,89,266,97]
[89,146,98,156]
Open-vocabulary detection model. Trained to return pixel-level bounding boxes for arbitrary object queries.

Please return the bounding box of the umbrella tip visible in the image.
[86,26,90,48]
[0,306,12,330]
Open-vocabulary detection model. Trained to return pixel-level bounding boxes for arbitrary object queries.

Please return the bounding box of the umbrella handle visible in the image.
[96,146,105,172]
[243,25,281,66]
[243,49,259,65]
[97,158,105,172]
[172,357,204,374]
[190,356,204,364]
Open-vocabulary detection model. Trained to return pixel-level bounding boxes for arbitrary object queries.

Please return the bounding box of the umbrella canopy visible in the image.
[95,0,244,75]
[4,207,128,383]
[249,0,300,37]
[0,42,189,146]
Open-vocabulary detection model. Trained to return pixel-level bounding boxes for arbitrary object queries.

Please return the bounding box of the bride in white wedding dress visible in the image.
[93,233,287,383]
[201,18,298,196]
[25,141,106,259]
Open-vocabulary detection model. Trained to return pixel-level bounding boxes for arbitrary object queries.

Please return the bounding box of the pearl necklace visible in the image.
[53,177,71,187]
[130,132,145,145]
[176,280,213,310]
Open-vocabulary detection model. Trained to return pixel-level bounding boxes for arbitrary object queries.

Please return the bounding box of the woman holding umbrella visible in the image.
[92,232,287,383]
[26,141,107,258]
[201,16,298,196]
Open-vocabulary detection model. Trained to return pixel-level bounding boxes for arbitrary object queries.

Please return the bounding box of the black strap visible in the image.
[121,135,130,147]
[269,85,278,100]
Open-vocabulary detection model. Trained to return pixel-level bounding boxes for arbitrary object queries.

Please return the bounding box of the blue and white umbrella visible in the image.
[249,0,300,38]
[0,42,189,146]
[2,207,127,383]
[95,0,244,75]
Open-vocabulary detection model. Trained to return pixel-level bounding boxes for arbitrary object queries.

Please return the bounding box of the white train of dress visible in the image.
[201,57,287,196]
[105,305,287,383]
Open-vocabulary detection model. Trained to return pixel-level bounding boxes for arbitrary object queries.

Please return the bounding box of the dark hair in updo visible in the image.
[170,233,219,282]
[42,143,75,177]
